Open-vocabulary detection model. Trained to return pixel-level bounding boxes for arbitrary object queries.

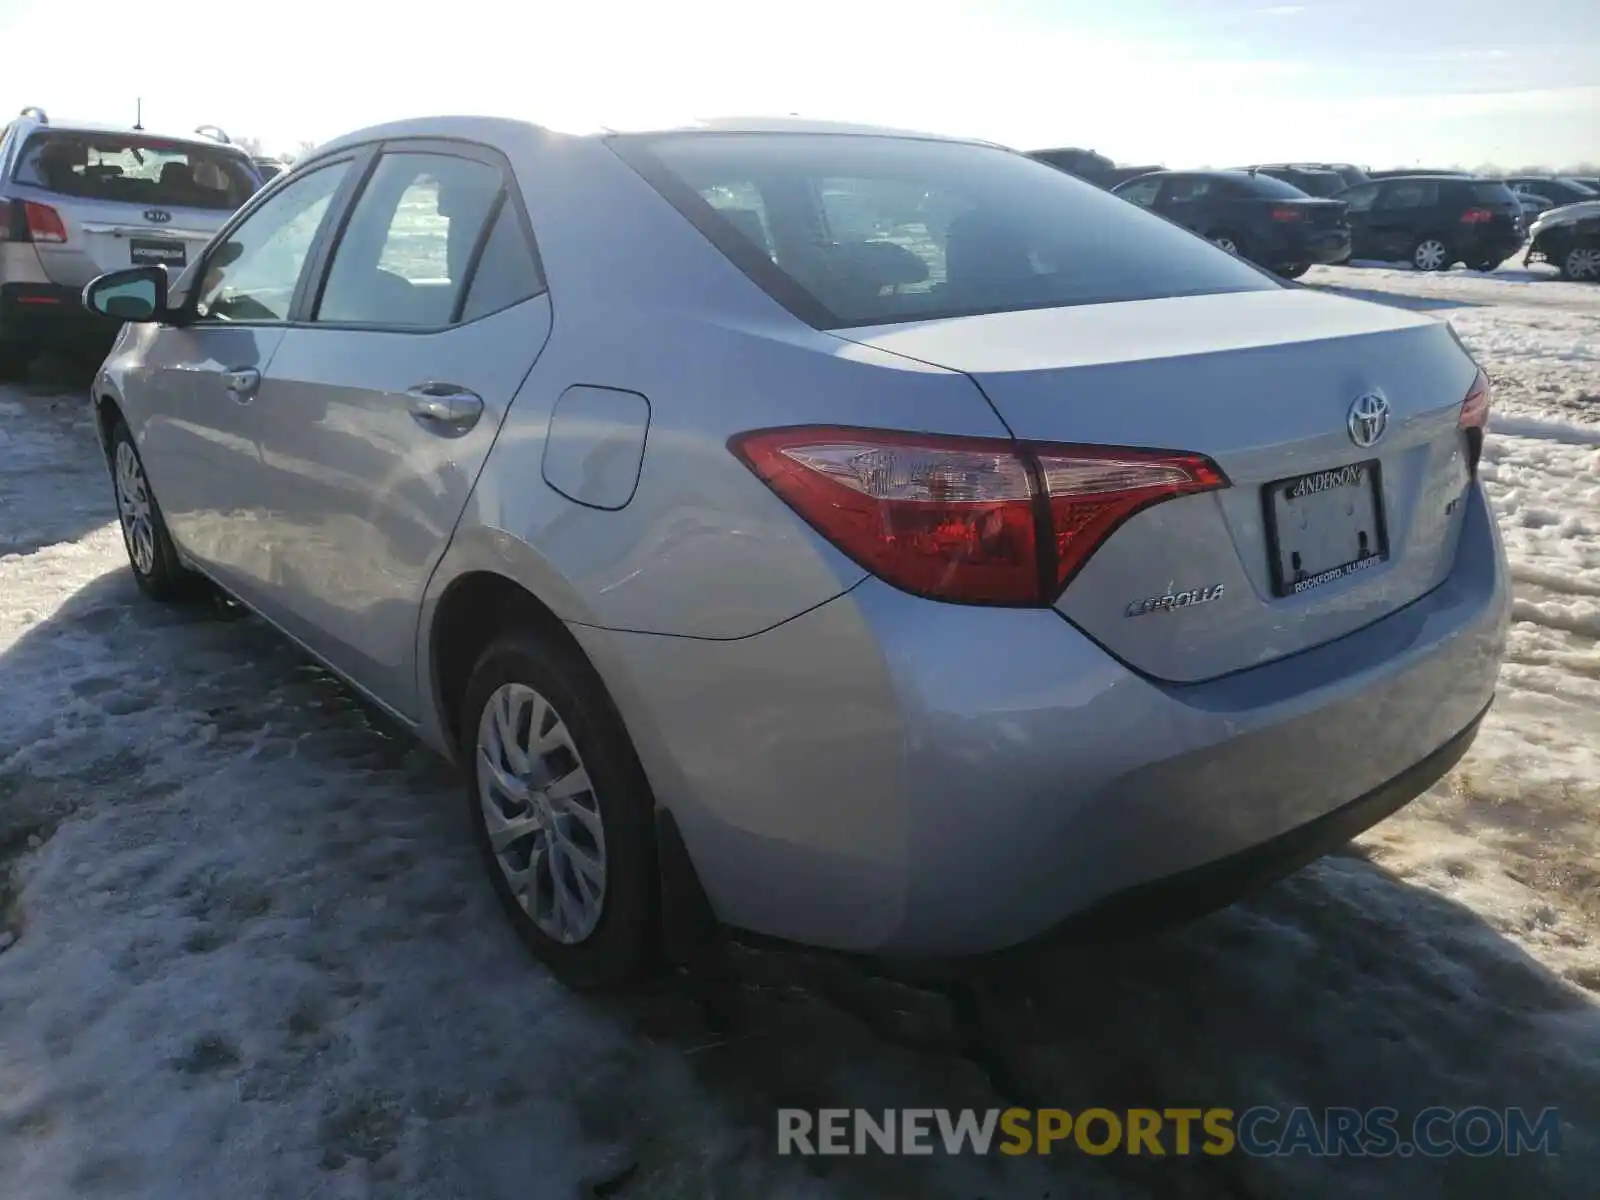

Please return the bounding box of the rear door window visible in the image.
[15,131,256,210]
[315,151,504,327]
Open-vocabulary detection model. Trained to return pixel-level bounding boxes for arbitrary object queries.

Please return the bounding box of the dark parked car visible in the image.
[1111,170,1349,277]
[1332,176,1524,271]
[1501,176,1597,209]
[1238,164,1349,197]
[1027,147,1164,190]
[1525,203,1600,280]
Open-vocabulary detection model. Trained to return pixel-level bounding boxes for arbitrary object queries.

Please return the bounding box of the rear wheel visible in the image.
[1560,244,1600,282]
[1468,258,1500,273]
[1210,231,1244,257]
[461,632,659,989]
[1411,236,1452,272]
[107,418,201,601]
[1275,263,1310,279]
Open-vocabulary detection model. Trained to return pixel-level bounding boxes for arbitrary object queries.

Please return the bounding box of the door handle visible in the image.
[407,383,484,434]
[221,366,261,400]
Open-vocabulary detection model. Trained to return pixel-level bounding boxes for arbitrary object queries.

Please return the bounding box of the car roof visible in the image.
[312,113,1000,159]
[1371,173,1486,183]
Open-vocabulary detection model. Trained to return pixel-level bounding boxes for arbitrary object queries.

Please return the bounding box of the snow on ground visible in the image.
[1,266,1597,1199]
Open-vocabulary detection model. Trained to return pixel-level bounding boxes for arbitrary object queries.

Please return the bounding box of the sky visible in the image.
[1,0,1596,168]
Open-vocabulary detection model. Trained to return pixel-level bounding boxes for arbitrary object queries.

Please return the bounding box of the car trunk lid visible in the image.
[835,288,1480,682]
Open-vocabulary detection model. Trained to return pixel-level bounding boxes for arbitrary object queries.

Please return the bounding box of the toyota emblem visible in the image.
[143,208,172,224]
[1347,392,1389,448]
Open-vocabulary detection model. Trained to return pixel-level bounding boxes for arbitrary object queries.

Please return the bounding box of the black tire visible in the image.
[106,417,201,602]
[1410,235,1453,272]
[0,341,34,381]
[1275,263,1310,279]
[460,631,659,989]
[1558,243,1600,282]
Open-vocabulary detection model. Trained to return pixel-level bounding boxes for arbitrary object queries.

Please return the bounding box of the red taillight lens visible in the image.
[1035,449,1228,593]
[1459,207,1494,224]
[1459,367,1491,430]
[23,201,67,243]
[1458,367,1491,474]
[730,427,1228,605]
[1269,206,1303,222]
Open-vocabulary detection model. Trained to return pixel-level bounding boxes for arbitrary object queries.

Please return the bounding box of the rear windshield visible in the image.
[1559,178,1598,195]
[1468,182,1519,205]
[1235,172,1317,199]
[1286,171,1345,197]
[14,131,257,210]
[609,133,1276,329]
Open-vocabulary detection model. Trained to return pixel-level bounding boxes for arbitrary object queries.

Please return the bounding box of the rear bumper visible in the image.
[574,483,1510,956]
[0,282,117,349]
[1259,225,1351,265]
[1459,229,1526,262]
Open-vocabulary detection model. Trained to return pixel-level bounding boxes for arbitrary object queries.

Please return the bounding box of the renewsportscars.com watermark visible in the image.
[778,1107,1561,1158]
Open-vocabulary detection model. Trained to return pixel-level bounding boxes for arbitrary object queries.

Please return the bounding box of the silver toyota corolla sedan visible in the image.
[81,115,1510,988]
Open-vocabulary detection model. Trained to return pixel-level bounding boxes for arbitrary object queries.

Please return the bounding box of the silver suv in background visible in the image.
[0,107,260,377]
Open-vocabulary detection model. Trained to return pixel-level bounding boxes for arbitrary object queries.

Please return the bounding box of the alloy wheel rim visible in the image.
[1415,240,1447,270]
[1214,236,1238,254]
[476,681,607,944]
[114,442,156,576]
[1566,247,1600,280]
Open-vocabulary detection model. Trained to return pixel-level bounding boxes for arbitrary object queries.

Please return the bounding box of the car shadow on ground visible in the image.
[1,565,1595,1199]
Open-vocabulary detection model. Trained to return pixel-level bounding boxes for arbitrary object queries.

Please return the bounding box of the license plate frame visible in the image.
[1261,459,1389,598]
[128,237,187,268]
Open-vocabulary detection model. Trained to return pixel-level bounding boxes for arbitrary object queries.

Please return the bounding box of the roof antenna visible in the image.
[133,97,144,131]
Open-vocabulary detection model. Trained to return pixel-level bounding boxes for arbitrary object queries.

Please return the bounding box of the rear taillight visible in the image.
[22,201,67,243]
[1458,367,1491,474]
[730,427,1228,605]
[1269,206,1303,222]
[1459,207,1494,224]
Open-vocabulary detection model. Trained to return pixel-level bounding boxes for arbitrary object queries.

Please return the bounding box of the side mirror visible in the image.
[81,266,171,323]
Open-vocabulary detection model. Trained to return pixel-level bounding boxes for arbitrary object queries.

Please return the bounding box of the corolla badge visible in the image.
[143,208,172,224]
[1125,583,1225,618]
[1347,391,1389,448]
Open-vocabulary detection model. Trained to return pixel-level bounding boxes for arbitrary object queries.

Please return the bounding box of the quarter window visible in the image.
[316,152,504,327]
[458,200,545,323]
[194,161,350,323]
[1115,177,1162,207]
[1161,178,1213,203]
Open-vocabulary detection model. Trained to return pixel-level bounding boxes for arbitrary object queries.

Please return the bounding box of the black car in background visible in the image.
[1500,175,1598,209]
[1026,147,1165,190]
[1525,204,1600,281]
[1111,170,1349,277]
[1239,164,1353,196]
[1331,175,1524,271]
